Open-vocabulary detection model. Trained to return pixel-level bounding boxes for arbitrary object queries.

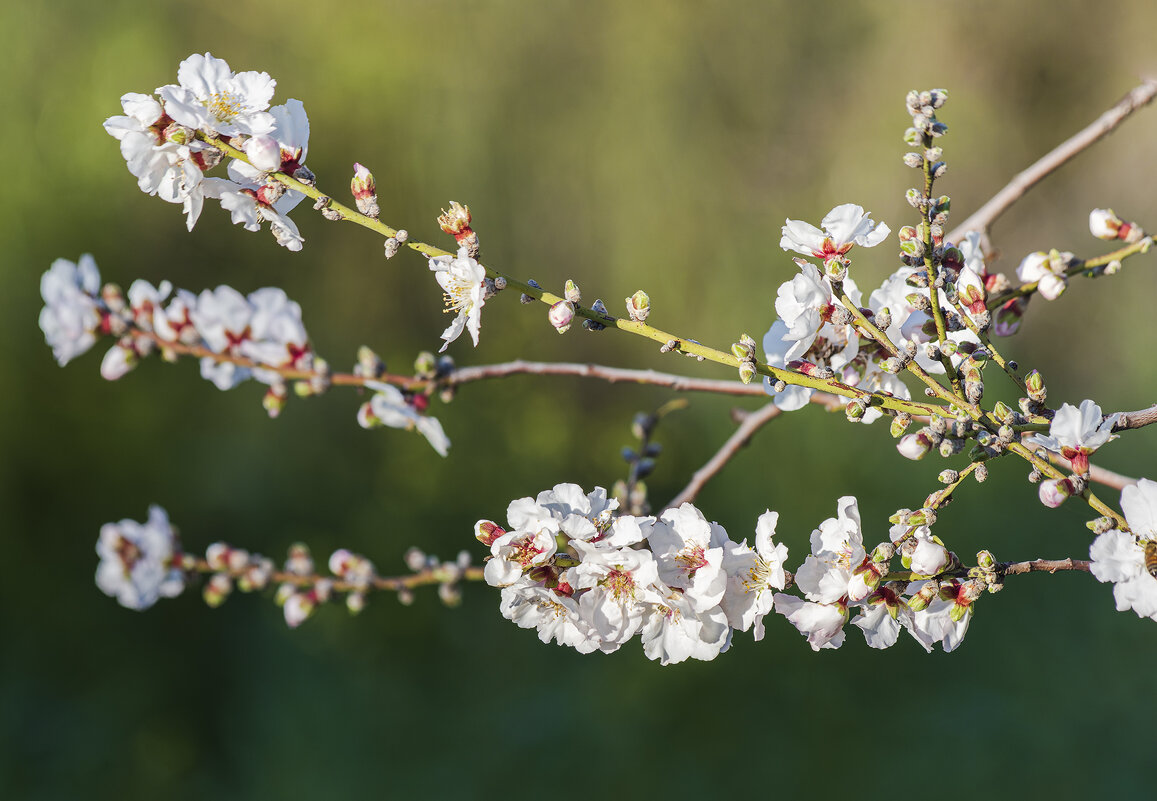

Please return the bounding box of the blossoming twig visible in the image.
[947,78,1157,243]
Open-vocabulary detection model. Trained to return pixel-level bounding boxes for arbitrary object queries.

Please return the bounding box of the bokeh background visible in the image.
[4,1,1157,797]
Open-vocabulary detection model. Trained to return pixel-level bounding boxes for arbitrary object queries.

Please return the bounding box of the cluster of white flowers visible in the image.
[763,205,1002,422]
[1089,479,1157,620]
[476,484,789,665]
[104,53,310,250]
[479,486,979,661]
[96,506,186,610]
[39,256,451,454]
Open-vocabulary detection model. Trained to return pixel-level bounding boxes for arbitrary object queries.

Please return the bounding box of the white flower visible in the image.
[40,255,103,366]
[571,544,662,647]
[95,505,185,610]
[906,581,972,653]
[1016,250,1070,301]
[202,178,305,251]
[159,53,276,137]
[359,381,451,457]
[1089,479,1157,620]
[104,92,210,231]
[851,584,914,649]
[774,262,831,361]
[429,247,486,352]
[1028,399,1119,470]
[484,527,558,587]
[795,496,865,604]
[772,593,847,650]
[646,503,727,613]
[499,584,600,653]
[240,287,310,370]
[780,203,890,264]
[640,583,731,665]
[719,510,789,640]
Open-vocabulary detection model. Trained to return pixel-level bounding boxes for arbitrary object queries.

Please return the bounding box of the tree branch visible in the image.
[947,78,1157,244]
[1114,402,1157,431]
[1000,558,1090,575]
[663,402,782,511]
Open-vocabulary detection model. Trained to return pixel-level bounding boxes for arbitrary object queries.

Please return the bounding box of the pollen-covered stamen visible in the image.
[601,566,638,601]
[206,91,245,124]
[675,544,709,579]
[740,555,774,595]
[511,533,548,568]
[657,602,683,623]
[442,282,475,315]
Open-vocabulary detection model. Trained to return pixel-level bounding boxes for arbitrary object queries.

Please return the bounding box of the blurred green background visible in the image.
[4,1,1157,797]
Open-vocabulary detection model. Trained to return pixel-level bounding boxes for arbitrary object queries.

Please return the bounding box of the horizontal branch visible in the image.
[188,557,485,593]
[1114,402,1157,431]
[1000,558,1090,575]
[948,78,1157,243]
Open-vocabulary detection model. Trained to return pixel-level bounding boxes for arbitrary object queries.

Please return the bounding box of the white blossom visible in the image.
[780,203,890,263]
[39,255,103,366]
[159,53,276,137]
[719,510,789,640]
[1028,399,1119,462]
[646,503,727,613]
[95,505,185,610]
[429,247,486,352]
[1089,479,1157,620]
[359,381,451,457]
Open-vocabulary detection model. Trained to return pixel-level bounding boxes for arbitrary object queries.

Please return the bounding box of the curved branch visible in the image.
[663,402,782,511]
[947,78,1157,243]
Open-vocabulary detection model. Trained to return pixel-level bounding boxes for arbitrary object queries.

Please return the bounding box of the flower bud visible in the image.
[1024,369,1046,403]
[625,290,650,322]
[564,279,581,304]
[346,592,367,615]
[938,469,959,484]
[262,385,287,418]
[203,573,233,607]
[437,201,478,255]
[738,361,757,385]
[1088,208,1125,240]
[1038,477,1074,508]
[976,550,997,571]
[100,344,138,381]
[286,543,314,575]
[897,431,933,460]
[902,152,923,168]
[283,591,316,628]
[890,413,912,438]
[548,300,575,333]
[910,538,949,576]
[351,163,380,218]
[845,398,867,421]
[246,135,282,172]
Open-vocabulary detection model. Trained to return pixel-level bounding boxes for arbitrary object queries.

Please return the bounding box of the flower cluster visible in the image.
[773,497,972,652]
[38,255,450,453]
[104,53,311,250]
[476,484,789,665]
[1089,479,1157,620]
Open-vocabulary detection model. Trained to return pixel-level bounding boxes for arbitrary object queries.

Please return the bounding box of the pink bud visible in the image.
[246,135,283,172]
[549,300,575,332]
[897,432,932,461]
[1038,477,1072,508]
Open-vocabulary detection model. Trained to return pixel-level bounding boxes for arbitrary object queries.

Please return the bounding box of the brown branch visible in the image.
[1114,402,1157,431]
[663,402,783,511]
[947,78,1157,244]
[1000,558,1090,576]
[187,557,485,592]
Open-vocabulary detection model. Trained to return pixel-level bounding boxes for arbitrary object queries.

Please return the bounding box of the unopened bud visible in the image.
[203,573,233,608]
[548,300,575,333]
[897,431,933,461]
[938,469,959,484]
[902,152,923,168]
[1038,477,1074,508]
[738,361,757,385]
[564,279,582,304]
[1024,369,1046,403]
[890,413,912,438]
[845,398,867,421]
[474,520,505,546]
[625,290,650,322]
[246,135,282,172]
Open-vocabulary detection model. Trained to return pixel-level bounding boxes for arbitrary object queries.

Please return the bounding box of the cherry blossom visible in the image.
[95,505,185,610]
[358,382,451,457]
[429,247,487,352]
[159,53,276,137]
[780,203,890,266]
[39,255,102,366]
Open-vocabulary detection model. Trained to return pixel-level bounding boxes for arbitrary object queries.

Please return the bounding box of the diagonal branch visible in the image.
[1113,402,1157,431]
[947,78,1157,244]
[663,402,782,511]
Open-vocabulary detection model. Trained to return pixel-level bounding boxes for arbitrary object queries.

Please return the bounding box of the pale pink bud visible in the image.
[283,592,315,627]
[100,344,137,381]
[1038,477,1072,508]
[1089,208,1123,240]
[897,432,932,460]
[548,300,575,333]
[910,539,949,575]
[246,135,283,172]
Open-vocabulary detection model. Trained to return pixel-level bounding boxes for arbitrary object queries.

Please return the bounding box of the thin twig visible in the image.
[663,402,782,510]
[947,79,1157,243]
[1000,558,1090,575]
[1114,402,1157,431]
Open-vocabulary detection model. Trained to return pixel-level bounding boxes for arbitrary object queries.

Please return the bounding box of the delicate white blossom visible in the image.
[1028,399,1119,473]
[95,505,185,610]
[159,53,276,137]
[780,204,890,264]
[429,247,486,352]
[1089,479,1157,620]
[39,255,103,366]
[359,382,451,457]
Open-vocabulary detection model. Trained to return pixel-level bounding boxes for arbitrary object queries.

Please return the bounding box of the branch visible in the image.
[1024,442,1138,492]
[947,78,1157,243]
[1114,402,1157,431]
[663,402,782,510]
[1000,558,1090,575]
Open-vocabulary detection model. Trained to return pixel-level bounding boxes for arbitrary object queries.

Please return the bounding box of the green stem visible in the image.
[986,237,1154,310]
